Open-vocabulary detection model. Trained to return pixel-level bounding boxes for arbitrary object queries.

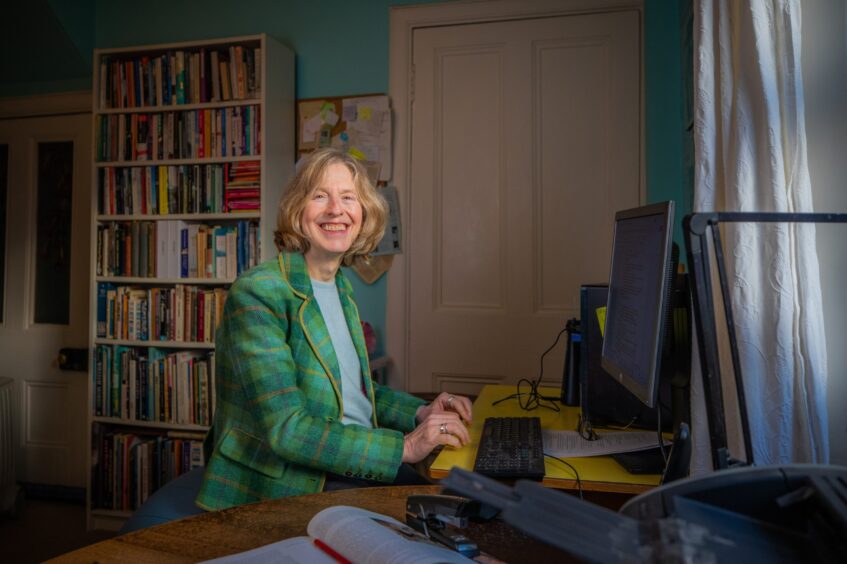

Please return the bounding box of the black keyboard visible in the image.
[473,417,546,480]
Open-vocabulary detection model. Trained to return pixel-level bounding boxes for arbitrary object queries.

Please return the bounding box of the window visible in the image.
[34,141,73,325]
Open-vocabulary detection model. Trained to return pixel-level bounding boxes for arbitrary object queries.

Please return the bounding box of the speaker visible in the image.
[559,319,581,407]
[578,284,672,432]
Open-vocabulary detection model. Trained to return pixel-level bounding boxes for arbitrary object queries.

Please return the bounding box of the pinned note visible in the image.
[348,147,367,161]
[596,306,607,338]
[358,105,373,121]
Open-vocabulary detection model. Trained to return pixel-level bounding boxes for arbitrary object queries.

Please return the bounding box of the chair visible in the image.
[120,466,206,533]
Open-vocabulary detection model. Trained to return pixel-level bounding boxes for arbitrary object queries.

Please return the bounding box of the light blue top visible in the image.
[311,278,374,428]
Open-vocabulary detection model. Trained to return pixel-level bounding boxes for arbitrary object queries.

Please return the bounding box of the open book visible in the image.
[203,505,474,564]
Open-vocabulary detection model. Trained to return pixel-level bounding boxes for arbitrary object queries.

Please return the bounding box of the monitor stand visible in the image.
[613,422,692,480]
[610,448,666,475]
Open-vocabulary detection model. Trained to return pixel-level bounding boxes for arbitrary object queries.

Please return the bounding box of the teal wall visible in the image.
[94,0,444,100]
[645,0,690,249]
[2,0,688,356]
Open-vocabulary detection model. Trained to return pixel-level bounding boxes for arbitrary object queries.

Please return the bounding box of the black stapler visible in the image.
[405,494,481,558]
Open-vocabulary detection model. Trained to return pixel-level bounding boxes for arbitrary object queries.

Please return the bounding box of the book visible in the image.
[210,50,220,102]
[202,505,473,564]
[176,51,186,104]
[97,283,114,337]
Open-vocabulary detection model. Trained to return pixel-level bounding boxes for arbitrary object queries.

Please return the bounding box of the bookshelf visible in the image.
[87,34,294,531]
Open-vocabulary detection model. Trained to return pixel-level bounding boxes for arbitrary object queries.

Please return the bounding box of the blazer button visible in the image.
[345,471,353,477]
[365,473,372,479]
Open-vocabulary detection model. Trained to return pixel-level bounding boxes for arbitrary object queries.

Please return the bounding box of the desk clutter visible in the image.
[191,462,847,564]
[429,385,665,491]
[443,466,847,564]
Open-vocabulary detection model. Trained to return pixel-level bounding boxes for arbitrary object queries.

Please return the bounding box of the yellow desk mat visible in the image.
[428,384,661,493]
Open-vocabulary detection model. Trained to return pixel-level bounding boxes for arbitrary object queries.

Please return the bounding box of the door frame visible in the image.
[0,91,92,490]
[386,0,643,391]
[0,91,91,120]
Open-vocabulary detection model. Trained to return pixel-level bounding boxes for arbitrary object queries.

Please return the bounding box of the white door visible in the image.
[0,110,91,488]
[407,11,641,394]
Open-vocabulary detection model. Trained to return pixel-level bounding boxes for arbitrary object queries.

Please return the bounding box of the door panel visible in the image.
[0,112,90,487]
[438,47,504,309]
[409,11,641,394]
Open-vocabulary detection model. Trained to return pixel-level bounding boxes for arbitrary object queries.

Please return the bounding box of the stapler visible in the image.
[405,494,481,558]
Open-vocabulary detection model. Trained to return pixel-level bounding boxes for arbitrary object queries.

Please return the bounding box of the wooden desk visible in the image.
[49,485,566,563]
[429,385,661,494]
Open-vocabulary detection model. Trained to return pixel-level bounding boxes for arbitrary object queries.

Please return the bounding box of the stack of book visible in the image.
[96,283,227,343]
[98,45,261,109]
[225,161,261,212]
[96,219,260,279]
[95,106,261,162]
[91,426,205,511]
[98,163,232,215]
[92,346,215,425]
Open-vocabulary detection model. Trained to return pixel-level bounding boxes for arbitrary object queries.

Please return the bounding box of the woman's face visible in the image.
[301,162,363,268]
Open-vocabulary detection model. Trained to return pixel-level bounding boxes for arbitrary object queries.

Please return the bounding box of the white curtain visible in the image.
[692,0,829,471]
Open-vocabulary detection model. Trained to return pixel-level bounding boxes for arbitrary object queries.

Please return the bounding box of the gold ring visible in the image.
[447,395,454,406]
[440,423,447,434]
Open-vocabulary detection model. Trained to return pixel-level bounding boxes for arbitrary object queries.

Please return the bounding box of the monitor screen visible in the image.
[601,201,675,408]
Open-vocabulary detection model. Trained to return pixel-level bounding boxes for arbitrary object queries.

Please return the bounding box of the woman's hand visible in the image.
[415,392,473,425]
[402,412,470,464]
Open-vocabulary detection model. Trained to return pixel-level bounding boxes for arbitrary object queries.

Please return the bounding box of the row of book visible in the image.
[91,426,204,511]
[97,283,227,343]
[95,106,261,162]
[96,219,260,280]
[98,161,260,215]
[93,345,215,425]
[99,45,261,109]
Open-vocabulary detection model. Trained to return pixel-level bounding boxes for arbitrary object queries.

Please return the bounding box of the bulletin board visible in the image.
[296,93,399,284]
[296,93,392,184]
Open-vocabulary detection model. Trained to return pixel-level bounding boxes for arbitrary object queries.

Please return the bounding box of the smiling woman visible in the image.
[191,148,474,513]
[274,149,384,281]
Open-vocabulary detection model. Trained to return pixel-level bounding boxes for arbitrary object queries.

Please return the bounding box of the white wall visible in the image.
[802,0,847,466]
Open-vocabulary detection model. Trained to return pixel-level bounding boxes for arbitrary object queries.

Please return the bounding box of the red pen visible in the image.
[313,538,352,564]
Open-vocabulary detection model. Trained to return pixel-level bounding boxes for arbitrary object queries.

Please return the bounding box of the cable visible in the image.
[603,415,639,431]
[656,401,668,463]
[492,325,569,412]
[544,452,583,499]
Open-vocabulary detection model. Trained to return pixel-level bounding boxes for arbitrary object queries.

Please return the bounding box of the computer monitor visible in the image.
[601,201,675,409]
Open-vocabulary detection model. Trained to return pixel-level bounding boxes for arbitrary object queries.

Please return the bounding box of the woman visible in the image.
[196,148,473,511]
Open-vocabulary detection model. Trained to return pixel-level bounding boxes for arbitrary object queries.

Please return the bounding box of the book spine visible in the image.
[180,227,188,278]
[197,291,205,343]
[94,346,103,416]
[176,51,186,104]
[97,283,110,337]
[210,51,220,102]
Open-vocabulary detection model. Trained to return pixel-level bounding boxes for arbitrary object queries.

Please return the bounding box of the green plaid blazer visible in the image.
[196,251,425,511]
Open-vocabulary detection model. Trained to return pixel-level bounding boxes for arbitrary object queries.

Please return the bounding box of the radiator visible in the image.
[0,377,20,513]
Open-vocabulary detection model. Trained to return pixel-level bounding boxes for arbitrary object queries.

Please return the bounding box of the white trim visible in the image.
[94,34,264,57]
[386,0,643,392]
[0,92,92,120]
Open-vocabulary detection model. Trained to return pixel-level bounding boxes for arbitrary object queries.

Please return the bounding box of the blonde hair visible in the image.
[274,148,388,266]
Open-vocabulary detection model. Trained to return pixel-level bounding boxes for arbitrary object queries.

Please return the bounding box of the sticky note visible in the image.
[348,147,367,160]
[324,110,340,127]
[358,105,372,121]
[596,307,607,338]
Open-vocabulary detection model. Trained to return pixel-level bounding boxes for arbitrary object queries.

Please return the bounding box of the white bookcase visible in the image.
[87,34,294,531]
